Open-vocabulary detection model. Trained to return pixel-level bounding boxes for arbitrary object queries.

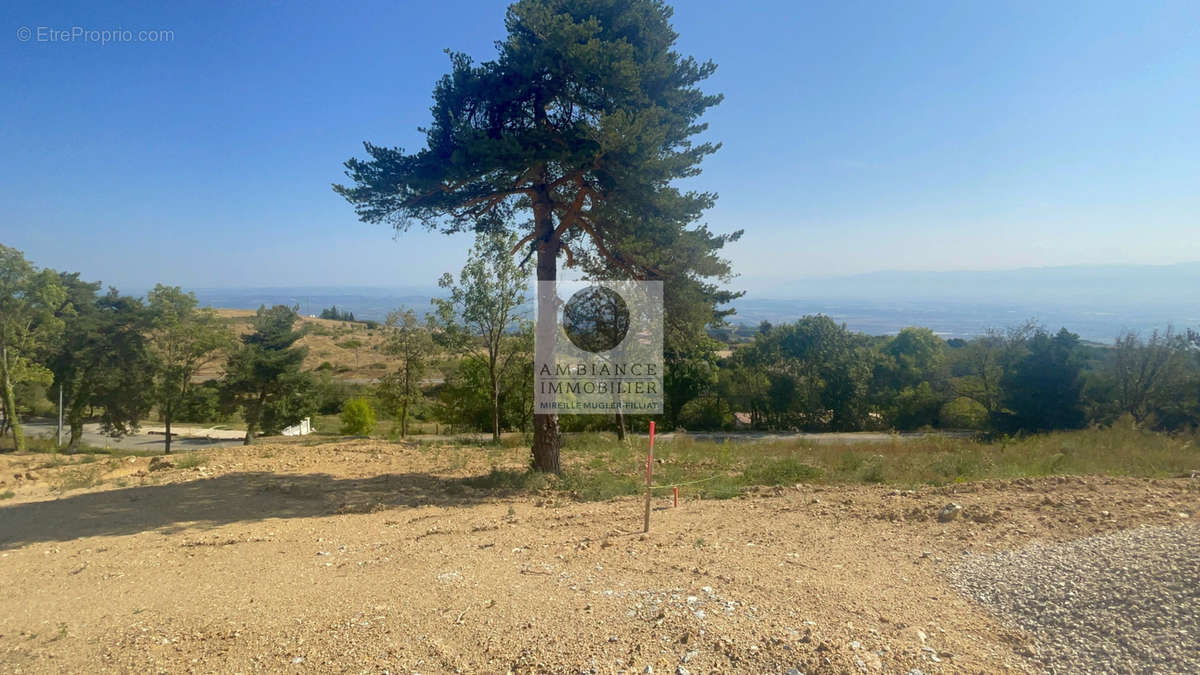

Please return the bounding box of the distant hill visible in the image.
[733,263,1200,340]
[183,263,1200,343]
[197,309,394,382]
[188,286,441,323]
[751,262,1200,307]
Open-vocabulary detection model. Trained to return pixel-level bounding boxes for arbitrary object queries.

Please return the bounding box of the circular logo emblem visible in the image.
[562,285,630,353]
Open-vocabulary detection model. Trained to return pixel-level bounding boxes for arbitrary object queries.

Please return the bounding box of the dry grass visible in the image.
[468,424,1200,501]
[197,310,394,380]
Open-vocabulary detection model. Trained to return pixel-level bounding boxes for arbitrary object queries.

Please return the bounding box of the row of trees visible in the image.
[318,306,356,322]
[343,230,1200,441]
[0,244,318,453]
[694,319,1200,434]
[0,234,540,454]
[7,237,1199,461]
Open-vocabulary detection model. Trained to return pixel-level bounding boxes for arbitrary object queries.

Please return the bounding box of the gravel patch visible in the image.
[950,523,1199,674]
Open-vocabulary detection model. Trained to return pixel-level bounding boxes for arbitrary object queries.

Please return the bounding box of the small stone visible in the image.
[291,656,305,664]
[643,666,653,674]
[937,503,962,522]
[149,457,173,472]
[681,650,698,663]
[676,667,690,675]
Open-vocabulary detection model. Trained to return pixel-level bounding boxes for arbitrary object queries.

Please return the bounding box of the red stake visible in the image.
[673,486,678,508]
[643,422,656,532]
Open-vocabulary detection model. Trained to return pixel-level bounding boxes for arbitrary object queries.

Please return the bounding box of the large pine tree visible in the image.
[335,0,737,472]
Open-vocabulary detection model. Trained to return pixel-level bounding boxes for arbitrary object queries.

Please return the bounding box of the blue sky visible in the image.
[2,0,1197,294]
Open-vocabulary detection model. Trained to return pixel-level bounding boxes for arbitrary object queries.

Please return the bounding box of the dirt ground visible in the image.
[0,442,1196,674]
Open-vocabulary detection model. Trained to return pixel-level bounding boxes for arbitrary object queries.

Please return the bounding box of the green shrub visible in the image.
[175,381,231,423]
[940,397,989,430]
[174,453,207,469]
[678,396,733,430]
[339,398,376,435]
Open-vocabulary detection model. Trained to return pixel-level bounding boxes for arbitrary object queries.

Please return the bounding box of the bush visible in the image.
[940,397,989,430]
[339,398,376,435]
[175,381,231,423]
[678,395,733,430]
[312,372,354,415]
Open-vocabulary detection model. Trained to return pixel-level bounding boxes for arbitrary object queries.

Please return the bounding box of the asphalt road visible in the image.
[19,421,245,453]
[14,420,973,453]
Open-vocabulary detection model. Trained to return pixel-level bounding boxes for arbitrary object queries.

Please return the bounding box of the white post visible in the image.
[57,384,63,449]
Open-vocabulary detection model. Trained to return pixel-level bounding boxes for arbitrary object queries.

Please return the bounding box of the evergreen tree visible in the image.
[47,279,156,447]
[221,305,314,444]
[1000,328,1087,432]
[335,0,732,472]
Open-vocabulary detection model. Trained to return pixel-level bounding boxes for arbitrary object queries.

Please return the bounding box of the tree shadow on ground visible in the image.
[0,471,506,550]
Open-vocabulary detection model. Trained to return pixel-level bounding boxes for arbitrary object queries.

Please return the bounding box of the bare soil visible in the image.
[1,442,1196,673]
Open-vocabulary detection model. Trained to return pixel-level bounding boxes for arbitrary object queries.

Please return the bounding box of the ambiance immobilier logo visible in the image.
[535,280,663,414]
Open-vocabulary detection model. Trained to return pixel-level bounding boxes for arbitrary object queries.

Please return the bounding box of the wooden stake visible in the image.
[673,486,678,508]
[643,421,656,532]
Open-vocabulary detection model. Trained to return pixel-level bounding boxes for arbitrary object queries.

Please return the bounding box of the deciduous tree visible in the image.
[0,245,65,452]
[429,231,528,443]
[146,285,234,453]
[376,308,433,438]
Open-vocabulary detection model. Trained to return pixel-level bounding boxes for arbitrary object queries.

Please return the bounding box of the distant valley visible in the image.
[184,263,1200,342]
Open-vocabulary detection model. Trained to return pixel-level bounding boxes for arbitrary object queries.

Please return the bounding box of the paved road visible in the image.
[20,421,245,453]
[16,420,974,453]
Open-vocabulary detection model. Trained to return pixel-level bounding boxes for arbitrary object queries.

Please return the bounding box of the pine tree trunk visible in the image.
[164,404,173,454]
[530,185,561,473]
[0,384,9,447]
[69,419,83,449]
[400,402,408,439]
[0,346,24,453]
[243,393,265,445]
[616,409,626,441]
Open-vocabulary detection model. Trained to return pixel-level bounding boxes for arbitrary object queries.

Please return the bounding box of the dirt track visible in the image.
[0,442,1196,673]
